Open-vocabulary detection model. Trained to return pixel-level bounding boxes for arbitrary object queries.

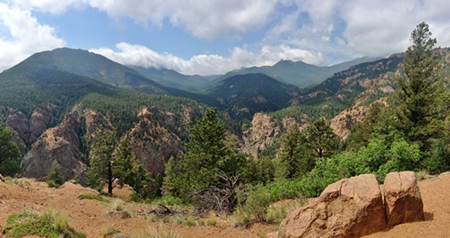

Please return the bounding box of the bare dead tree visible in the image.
[193,173,244,215]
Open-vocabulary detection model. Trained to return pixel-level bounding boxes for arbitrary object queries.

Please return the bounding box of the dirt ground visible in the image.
[364,172,450,238]
[1,173,449,238]
[0,179,273,238]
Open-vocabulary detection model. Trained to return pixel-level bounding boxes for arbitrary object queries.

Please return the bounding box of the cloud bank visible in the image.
[2,0,450,75]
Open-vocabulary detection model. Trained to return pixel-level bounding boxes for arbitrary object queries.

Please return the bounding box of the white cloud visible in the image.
[4,0,450,75]
[90,43,325,75]
[10,0,278,40]
[272,0,450,61]
[0,3,66,71]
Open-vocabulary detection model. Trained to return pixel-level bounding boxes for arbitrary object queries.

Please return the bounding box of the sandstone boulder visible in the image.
[280,174,386,238]
[384,171,424,226]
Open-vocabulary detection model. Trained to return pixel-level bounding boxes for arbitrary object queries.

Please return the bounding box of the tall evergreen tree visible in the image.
[274,125,310,179]
[395,22,443,150]
[306,118,339,159]
[113,138,155,199]
[86,127,115,194]
[162,107,247,201]
[0,126,21,177]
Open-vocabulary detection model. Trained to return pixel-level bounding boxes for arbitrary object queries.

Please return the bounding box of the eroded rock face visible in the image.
[5,109,53,154]
[21,109,86,181]
[128,118,183,175]
[279,174,386,238]
[241,113,281,159]
[384,171,424,226]
[330,106,368,139]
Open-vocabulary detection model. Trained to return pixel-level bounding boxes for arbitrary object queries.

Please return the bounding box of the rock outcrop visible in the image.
[275,172,425,238]
[279,174,385,238]
[128,117,182,175]
[384,171,424,226]
[241,113,281,159]
[5,109,53,154]
[21,108,86,181]
[241,113,306,159]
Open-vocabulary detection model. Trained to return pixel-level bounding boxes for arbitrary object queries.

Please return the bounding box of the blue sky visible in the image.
[1,0,450,75]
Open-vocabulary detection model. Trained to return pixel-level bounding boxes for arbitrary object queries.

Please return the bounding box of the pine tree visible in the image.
[86,127,115,194]
[0,126,21,177]
[306,118,339,159]
[395,22,443,150]
[113,138,155,199]
[274,125,310,179]
[47,160,64,188]
[162,107,243,201]
[180,107,228,196]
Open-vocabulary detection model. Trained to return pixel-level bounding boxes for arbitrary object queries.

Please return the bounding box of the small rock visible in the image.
[0,174,4,182]
[384,171,424,226]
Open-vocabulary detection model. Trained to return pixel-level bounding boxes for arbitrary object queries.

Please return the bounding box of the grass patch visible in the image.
[77,194,110,203]
[108,199,131,218]
[100,227,121,237]
[184,216,196,227]
[205,211,217,226]
[141,223,180,238]
[416,170,430,181]
[2,209,85,238]
[4,177,30,187]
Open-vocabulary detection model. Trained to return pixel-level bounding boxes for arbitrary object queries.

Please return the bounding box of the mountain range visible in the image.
[2,47,447,181]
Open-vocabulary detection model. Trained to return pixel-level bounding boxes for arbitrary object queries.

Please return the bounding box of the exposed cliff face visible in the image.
[5,108,53,154]
[241,113,306,159]
[330,106,368,139]
[128,117,183,175]
[21,108,86,181]
[18,104,199,181]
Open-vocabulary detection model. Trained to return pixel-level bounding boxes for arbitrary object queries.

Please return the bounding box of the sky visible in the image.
[1,0,450,75]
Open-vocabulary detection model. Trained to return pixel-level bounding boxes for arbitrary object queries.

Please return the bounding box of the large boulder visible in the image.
[384,171,424,226]
[279,174,386,238]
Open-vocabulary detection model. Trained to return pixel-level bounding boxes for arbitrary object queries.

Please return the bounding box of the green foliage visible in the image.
[77,194,111,203]
[274,126,310,179]
[395,22,443,151]
[235,186,272,227]
[113,138,157,200]
[2,209,85,238]
[0,126,21,177]
[46,160,64,188]
[86,127,115,194]
[306,118,340,159]
[162,107,237,200]
[255,156,275,185]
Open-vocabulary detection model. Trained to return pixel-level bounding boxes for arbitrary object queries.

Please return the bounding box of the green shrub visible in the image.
[47,160,64,188]
[2,209,86,238]
[235,186,272,227]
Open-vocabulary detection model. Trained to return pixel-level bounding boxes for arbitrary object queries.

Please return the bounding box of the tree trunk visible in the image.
[108,161,113,195]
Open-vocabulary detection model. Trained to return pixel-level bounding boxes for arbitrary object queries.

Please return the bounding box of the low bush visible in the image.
[2,209,86,238]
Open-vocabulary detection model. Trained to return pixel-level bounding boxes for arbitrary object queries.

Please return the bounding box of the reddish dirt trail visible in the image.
[365,173,450,238]
[0,179,273,238]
